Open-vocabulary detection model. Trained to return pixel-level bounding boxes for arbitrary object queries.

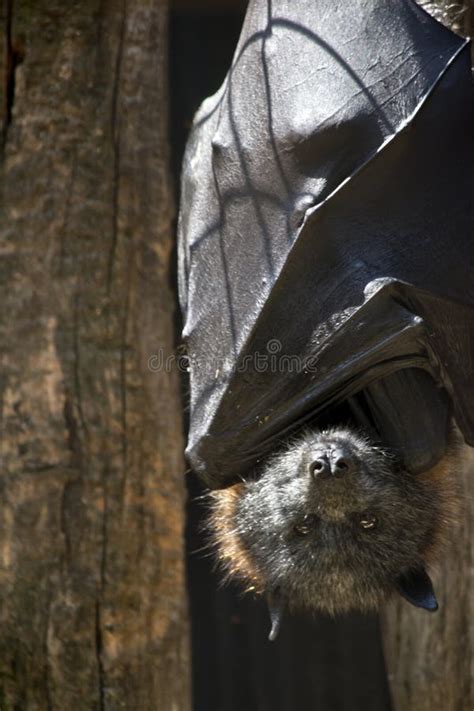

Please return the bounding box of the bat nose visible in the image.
[310,450,354,479]
[332,451,353,477]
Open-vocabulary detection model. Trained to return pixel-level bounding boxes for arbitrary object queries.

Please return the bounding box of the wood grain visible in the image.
[0,1,190,709]
[381,446,473,711]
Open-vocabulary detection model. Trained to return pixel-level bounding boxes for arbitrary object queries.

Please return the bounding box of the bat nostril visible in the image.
[310,457,331,479]
[335,457,349,470]
[332,452,354,477]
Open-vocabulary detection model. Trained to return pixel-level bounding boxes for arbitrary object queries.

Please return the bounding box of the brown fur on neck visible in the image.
[208,483,265,594]
[417,443,462,568]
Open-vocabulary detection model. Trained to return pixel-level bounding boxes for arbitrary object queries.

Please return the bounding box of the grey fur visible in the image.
[218,427,452,616]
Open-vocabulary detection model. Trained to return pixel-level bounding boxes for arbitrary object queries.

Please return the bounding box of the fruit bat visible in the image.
[178,0,473,638]
[177,0,474,492]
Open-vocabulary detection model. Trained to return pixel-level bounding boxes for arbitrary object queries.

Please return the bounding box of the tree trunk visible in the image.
[0,1,190,709]
[381,449,473,711]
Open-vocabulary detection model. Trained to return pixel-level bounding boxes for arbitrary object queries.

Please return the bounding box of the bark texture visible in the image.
[0,1,190,710]
[381,448,473,711]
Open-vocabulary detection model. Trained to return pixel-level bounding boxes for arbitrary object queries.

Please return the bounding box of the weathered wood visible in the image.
[381,447,474,711]
[0,1,190,709]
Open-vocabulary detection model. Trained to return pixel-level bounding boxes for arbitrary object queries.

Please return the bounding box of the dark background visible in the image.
[170,4,392,710]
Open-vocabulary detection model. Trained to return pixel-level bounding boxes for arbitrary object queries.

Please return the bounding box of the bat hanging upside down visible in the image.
[178,0,473,647]
[207,426,461,640]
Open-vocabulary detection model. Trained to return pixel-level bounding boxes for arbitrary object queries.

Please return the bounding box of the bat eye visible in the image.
[359,513,377,530]
[293,514,318,536]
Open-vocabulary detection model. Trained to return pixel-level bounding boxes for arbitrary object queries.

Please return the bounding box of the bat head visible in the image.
[209,427,458,638]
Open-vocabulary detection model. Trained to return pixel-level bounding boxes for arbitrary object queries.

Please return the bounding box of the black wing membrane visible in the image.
[178,0,474,488]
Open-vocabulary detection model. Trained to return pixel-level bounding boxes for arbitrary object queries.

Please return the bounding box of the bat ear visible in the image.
[267,589,284,641]
[396,567,438,612]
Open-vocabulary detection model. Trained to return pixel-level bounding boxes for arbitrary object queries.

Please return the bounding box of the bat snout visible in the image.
[310,448,355,480]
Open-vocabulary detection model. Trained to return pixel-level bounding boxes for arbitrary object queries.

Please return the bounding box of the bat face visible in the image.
[209,427,456,631]
[238,430,438,614]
